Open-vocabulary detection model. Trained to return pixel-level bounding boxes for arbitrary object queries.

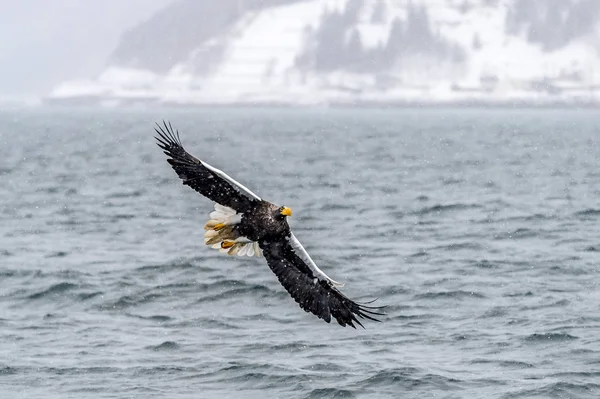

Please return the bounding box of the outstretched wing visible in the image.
[260,237,385,328]
[155,121,260,213]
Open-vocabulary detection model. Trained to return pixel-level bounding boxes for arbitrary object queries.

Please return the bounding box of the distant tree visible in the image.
[458,0,471,14]
[404,2,433,51]
[347,29,363,53]
[345,28,364,69]
[344,0,365,23]
[371,0,387,24]
[506,0,600,51]
[313,10,348,70]
[388,18,405,50]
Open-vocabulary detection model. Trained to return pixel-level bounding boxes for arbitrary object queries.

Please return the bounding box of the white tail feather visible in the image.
[204,203,261,258]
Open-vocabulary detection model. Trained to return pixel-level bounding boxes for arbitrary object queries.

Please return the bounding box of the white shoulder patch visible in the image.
[201,160,261,201]
[288,232,345,287]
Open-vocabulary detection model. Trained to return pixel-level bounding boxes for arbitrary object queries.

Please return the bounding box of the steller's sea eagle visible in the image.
[155,121,384,328]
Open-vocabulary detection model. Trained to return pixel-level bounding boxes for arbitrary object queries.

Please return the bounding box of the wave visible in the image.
[360,368,461,390]
[522,332,578,343]
[27,282,78,300]
[471,359,534,369]
[45,251,69,258]
[584,246,600,252]
[79,291,104,300]
[412,203,481,216]
[126,314,173,322]
[110,213,136,221]
[306,388,357,398]
[574,208,600,217]
[20,279,102,304]
[441,177,465,185]
[99,293,167,310]
[472,260,498,269]
[504,291,534,297]
[134,261,214,275]
[2,268,90,279]
[497,360,534,369]
[506,381,600,398]
[1,366,120,375]
[519,299,570,311]
[146,341,180,351]
[95,279,278,310]
[478,306,509,318]
[195,283,277,303]
[496,213,558,223]
[414,290,485,300]
[301,362,346,373]
[0,167,12,175]
[428,242,482,251]
[550,371,600,379]
[106,189,145,198]
[0,366,17,375]
[389,313,436,321]
[200,363,313,387]
[493,228,539,240]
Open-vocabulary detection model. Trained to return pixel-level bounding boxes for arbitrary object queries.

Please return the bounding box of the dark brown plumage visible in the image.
[155,121,384,328]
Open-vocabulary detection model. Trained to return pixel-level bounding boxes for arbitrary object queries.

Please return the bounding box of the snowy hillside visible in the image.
[47,0,600,106]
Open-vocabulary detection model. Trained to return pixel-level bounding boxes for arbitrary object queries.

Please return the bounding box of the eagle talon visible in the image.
[214,223,226,231]
[221,241,235,249]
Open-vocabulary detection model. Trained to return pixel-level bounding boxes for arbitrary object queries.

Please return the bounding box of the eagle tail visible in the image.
[203,204,263,257]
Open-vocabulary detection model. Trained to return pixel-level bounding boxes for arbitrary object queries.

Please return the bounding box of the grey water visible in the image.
[1,107,599,399]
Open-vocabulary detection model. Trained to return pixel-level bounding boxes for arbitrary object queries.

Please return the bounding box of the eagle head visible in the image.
[278,206,292,218]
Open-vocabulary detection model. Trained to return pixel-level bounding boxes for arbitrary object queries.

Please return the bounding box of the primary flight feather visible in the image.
[155,121,384,328]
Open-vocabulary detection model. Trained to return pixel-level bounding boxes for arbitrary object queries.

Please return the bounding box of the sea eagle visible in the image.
[155,121,384,328]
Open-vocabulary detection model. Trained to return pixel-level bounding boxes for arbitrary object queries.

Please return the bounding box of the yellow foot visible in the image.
[214,223,226,231]
[221,241,235,249]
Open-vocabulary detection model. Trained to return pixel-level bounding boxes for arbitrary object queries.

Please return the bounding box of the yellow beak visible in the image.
[280,206,292,217]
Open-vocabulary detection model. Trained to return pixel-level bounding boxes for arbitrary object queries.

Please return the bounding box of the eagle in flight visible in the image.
[155,121,384,328]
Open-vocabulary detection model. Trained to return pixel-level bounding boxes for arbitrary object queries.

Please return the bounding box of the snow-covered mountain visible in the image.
[47,0,600,106]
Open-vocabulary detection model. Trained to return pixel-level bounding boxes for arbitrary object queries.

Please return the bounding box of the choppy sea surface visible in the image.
[1,107,600,398]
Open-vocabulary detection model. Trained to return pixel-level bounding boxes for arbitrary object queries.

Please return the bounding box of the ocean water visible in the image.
[1,107,599,399]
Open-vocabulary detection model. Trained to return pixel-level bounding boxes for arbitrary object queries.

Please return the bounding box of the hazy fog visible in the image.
[0,0,172,100]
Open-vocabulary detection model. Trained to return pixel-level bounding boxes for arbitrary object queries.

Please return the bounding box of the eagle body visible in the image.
[238,201,290,243]
[155,121,384,328]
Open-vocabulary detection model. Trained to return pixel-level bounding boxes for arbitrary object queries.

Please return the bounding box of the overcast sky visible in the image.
[0,0,173,100]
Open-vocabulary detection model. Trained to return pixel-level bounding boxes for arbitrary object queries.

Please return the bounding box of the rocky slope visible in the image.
[47,0,600,105]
